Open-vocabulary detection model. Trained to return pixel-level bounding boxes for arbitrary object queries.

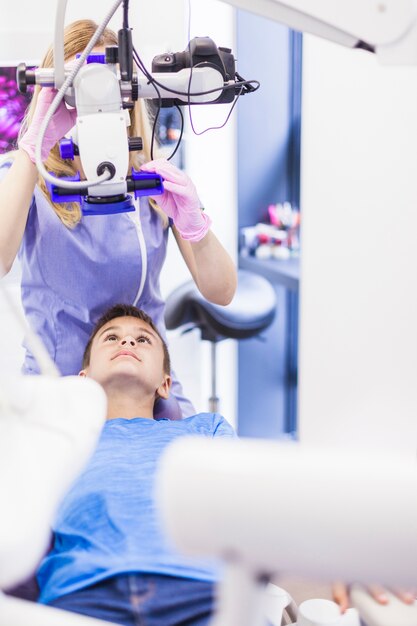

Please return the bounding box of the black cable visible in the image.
[166,104,184,161]
[130,0,259,145]
[123,0,129,28]
[133,43,258,141]
[149,100,161,161]
[133,46,161,160]
[133,47,184,161]
[137,72,260,99]
[188,83,244,136]
[131,38,259,100]
[133,45,181,160]
[186,61,246,136]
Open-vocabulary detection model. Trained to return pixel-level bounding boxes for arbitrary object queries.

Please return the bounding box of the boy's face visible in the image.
[80,316,171,400]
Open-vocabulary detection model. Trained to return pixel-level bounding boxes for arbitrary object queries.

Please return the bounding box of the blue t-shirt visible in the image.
[37,413,235,604]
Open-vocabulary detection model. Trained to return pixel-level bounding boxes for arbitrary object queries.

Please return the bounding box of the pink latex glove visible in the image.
[19,88,77,163]
[141,158,212,242]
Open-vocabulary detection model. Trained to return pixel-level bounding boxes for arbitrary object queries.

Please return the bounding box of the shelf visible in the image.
[239,254,300,292]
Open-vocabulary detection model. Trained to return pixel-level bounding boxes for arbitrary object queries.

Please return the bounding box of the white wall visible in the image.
[0,1,187,64]
[298,35,417,457]
[1,0,237,424]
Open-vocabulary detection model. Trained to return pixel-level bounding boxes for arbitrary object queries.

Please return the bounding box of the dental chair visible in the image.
[165,269,277,412]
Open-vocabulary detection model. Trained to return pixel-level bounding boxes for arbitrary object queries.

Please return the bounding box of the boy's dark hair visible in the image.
[82,304,171,374]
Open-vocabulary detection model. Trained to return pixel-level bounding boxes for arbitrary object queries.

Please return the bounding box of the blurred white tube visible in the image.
[0,235,107,590]
[157,437,417,587]
[0,376,106,589]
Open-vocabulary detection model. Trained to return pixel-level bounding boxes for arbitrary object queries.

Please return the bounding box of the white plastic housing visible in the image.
[76,112,129,186]
[73,64,121,116]
[137,67,226,104]
[157,437,417,587]
[72,63,129,190]
[0,376,106,589]
[221,0,417,64]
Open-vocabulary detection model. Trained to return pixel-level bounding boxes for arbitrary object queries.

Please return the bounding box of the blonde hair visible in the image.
[19,19,166,228]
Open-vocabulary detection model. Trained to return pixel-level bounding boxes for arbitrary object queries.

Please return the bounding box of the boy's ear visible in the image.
[156,374,172,400]
[79,369,87,378]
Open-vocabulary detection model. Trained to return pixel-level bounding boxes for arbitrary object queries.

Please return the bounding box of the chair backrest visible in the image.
[165,269,277,343]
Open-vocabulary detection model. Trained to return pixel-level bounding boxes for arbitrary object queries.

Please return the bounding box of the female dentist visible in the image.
[0,19,237,419]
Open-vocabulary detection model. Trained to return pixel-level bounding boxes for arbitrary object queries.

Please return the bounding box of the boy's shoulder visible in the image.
[182,412,236,438]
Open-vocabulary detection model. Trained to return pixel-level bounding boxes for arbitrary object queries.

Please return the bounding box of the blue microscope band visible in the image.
[59,138,75,160]
[130,170,164,198]
[75,53,106,64]
[81,196,135,216]
[46,172,164,214]
[46,172,82,203]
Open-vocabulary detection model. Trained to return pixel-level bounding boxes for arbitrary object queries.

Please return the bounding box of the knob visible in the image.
[59,138,77,160]
[105,46,119,64]
[128,137,143,152]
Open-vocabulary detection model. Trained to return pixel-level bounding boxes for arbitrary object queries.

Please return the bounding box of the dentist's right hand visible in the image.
[19,88,77,164]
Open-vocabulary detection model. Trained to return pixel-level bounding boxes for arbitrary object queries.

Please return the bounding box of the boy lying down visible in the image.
[37,303,235,626]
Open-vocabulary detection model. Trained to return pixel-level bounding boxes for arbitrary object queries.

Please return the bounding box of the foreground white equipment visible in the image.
[0,375,106,590]
[222,0,417,65]
[0,375,108,626]
[0,593,116,626]
[157,437,417,626]
[0,258,108,591]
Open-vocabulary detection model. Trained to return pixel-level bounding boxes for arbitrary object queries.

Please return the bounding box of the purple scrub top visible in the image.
[0,163,195,419]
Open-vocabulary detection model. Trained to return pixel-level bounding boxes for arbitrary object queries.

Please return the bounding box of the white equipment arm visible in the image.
[157,437,417,586]
[157,437,417,626]
[222,0,417,65]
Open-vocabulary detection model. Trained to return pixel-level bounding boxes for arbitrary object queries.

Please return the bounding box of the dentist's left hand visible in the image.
[140,158,212,242]
[19,87,77,163]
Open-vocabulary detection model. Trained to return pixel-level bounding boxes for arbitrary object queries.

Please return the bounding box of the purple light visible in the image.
[0,67,32,153]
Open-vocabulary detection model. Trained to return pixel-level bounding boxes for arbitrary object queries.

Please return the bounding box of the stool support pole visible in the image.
[209,341,220,413]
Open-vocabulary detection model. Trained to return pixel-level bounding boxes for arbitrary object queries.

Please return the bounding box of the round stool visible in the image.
[165,269,276,412]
